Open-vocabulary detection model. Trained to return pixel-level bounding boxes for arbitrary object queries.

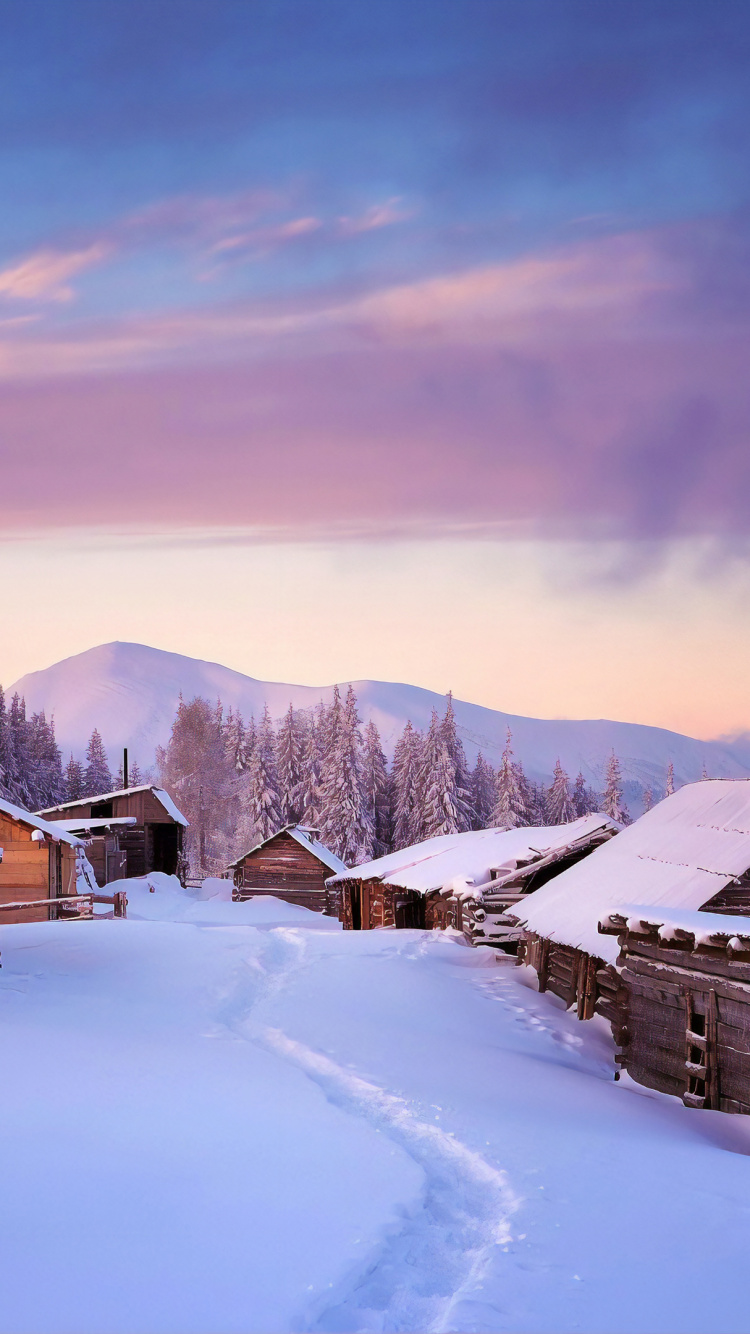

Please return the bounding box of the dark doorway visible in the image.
[151,824,179,875]
[394,897,424,929]
[350,884,362,930]
[91,801,114,818]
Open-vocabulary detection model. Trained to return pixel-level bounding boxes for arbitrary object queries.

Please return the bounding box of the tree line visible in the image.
[156,688,630,877]
[0,686,144,810]
[2,678,677,878]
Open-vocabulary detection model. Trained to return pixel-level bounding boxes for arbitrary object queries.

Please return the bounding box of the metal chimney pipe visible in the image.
[123,748,129,789]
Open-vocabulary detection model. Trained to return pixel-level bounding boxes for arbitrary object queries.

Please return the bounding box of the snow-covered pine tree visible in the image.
[318,685,373,864]
[440,692,473,831]
[701,763,710,780]
[572,771,588,818]
[361,719,391,856]
[26,711,64,808]
[391,720,421,851]
[603,750,629,823]
[546,758,574,825]
[665,761,675,797]
[64,755,85,801]
[642,786,654,812]
[470,751,496,829]
[8,694,33,807]
[491,729,527,829]
[0,685,21,803]
[245,704,282,845]
[84,728,113,797]
[276,703,306,825]
[299,703,324,829]
[415,708,461,840]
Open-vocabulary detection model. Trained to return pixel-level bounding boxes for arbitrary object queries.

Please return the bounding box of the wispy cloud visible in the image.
[0,243,111,303]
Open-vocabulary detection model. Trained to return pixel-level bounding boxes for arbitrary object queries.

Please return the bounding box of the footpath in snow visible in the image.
[1,874,750,1334]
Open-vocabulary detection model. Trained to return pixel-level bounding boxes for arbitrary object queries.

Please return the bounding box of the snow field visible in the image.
[2,880,750,1332]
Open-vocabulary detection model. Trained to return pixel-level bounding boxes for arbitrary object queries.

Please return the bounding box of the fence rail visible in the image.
[0,892,127,918]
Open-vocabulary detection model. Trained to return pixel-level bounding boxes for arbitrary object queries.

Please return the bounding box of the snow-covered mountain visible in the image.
[8,641,750,803]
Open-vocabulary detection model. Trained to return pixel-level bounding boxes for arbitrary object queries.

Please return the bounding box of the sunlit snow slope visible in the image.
[9,640,750,794]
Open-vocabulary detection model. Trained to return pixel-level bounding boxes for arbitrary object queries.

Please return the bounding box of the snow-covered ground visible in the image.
[1,877,750,1334]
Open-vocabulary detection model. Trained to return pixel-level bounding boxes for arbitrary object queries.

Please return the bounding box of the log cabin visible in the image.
[39,785,188,885]
[326,815,620,935]
[598,907,750,1114]
[229,825,348,911]
[0,796,98,923]
[516,780,750,1023]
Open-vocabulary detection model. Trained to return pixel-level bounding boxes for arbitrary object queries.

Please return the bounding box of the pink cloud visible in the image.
[338,198,413,234]
[0,243,111,303]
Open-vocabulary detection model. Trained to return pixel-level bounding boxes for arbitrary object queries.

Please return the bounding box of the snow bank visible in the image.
[117,873,342,930]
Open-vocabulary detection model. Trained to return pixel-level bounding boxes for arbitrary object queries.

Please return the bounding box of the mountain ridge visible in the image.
[9,641,750,806]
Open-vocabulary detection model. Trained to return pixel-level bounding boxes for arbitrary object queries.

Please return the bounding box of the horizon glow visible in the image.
[2,2,750,735]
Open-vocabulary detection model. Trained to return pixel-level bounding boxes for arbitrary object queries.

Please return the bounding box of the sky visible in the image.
[2,0,750,738]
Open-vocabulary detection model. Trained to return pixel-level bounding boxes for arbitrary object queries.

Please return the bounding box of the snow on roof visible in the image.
[0,796,83,847]
[38,785,188,827]
[50,817,138,833]
[518,780,750,965]
[228,825,349,876]
[326,814,617,895]
[599,903,750,952]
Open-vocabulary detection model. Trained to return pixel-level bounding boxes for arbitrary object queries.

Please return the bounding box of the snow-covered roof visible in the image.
[38,785,188,827]
[326,814,617,895]
[599,904,750,954]
[228,825,349,875]
[518,780,750,965]
[50,817,138,833]
[0,797,83,847]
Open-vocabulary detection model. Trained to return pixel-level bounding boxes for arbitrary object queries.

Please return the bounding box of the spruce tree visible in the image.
[84,728,113,797]
[361,719,391,856]
[246,705,283,845]
[491,729,527,829]
[392,720,421,850]
[9,694,32,807]
[318,685,372,863]
[0,686,21,803]
[546,758,574,824]
[603,751,629,824]
[642,786,654,812]
[64,755,85,801]
[26,711,64,808]
[440,692,473,832]
[276,703,306,825]
[299,703,324,829]
[470,751,496,829]
[415,709,462,840]
[665,761,675,797]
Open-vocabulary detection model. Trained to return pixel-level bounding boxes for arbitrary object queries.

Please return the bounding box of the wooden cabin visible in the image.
[39,785,187,885]
[326,816,619,935]
[0,797,97,923]
[516,780,750,1024]
[599,907,750,1115]
[229,826,348,911]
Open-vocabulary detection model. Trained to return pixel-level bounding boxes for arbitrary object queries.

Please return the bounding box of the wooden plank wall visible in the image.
[0,813,78,922]
[520,933,602,1020]
[616,941,750,1113]
[234,832,330,912]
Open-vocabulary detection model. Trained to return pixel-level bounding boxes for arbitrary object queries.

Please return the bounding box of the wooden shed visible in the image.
[0,796,97,923]
[229,825,348,911]
[599,907,750,1114]
[39,785,188,885]
[326,816,619,935]
[516,779,750,1024]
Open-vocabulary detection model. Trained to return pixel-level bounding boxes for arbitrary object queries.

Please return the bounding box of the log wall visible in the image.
[233,831,331,911]
[611,937,750,1113]
[519,932,603,1020]
[335,878,425,930]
